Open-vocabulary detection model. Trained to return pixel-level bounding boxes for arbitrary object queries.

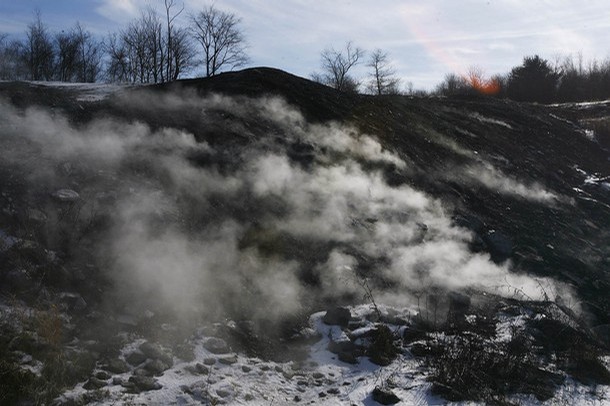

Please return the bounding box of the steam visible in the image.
[0,94,575,324]
[462,163,559,203]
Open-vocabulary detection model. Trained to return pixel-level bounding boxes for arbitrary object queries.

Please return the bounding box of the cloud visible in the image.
[95,0,141,23]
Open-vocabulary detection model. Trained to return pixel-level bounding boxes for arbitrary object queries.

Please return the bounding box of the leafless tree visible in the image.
[367,48,400,95]
[55,28,80,81]
[314,41,364,93]
[190,5,249,77]
[105,4,193,84]
[74,23,103,82]
[25,10,54,80]
[104,32,130,83]
[0,35,27,80]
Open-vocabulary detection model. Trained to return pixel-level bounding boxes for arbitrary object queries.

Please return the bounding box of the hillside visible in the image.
[0,68,609,405]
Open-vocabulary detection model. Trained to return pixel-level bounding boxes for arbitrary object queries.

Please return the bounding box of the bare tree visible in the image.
[190,5,249,77]
[367,49,400,95]
[314,41,364,93]
[74,23,103,82]
[25,10,54,80]
[104,32,130,83]
[0,35,28,80]
[55,28,80,81]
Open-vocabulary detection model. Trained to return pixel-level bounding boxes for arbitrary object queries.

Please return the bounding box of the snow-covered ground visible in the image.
[30,81,128,102]
[54,303,610,405]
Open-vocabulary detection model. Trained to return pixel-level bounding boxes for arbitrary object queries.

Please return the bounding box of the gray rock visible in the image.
[103,358,130,374]
[327,338,356,354]
[203,337,230,354]
[323,307,352,327]
[59,292,87,312]
[28,209,47,223]
[126,351,147,366]
[128,375,162,392]
[203,357,216,365]
[139,342,173,366]
[372,386,400,405]
[216,388,233,398]
[83,376,107,390]
[144,359,170,376]
[218,355,238,365]
[338,351,358,364]
[95,371,112,380]
[185,363,209,375]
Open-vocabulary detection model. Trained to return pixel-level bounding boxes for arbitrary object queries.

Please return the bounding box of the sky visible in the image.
[1,0,610,90]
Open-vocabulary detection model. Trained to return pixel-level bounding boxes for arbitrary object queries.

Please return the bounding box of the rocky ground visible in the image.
[0,69,609,405]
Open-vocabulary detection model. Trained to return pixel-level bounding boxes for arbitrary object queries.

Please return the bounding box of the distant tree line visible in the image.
[0,3,249,83]
[311,41,414,96]
[435,54,610,104]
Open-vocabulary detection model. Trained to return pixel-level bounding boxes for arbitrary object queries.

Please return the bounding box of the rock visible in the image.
[372,386,401,405]
[216,387,233,398]
[218,355,238,365]
[338,351,358,364]
[323,307,352,327]
[327,338,356,355]
[203,357,216,365]
[139,342,173,366]
[103,358,130,374]
[241,365,252,373]
[327,387,340,395]
[51,189,80,202]
[83,376,107,390]
[95,371,112,380]
[125,351,147,366]
[112,377,123,385]
[144,359,170,376]
[59,292,87,313]
[185,363,209,375]
[312,372,324,380]
[483,230,513,261]
[203,337,230,354]
[128,375,162,392]
[28,209,47,223]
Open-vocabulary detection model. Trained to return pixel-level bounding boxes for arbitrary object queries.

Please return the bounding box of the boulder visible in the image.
[103,358,130,374]
[125,351,147,366]
[372,386,401,405]
[139,342,173,366]
[128,375,162,392]
[203,337,230,354]
[144,359,170,376]
[323,307,351,327]
[83,376,107,390]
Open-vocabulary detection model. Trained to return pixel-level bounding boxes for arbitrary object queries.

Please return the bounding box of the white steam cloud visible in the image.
[462,163,560,203]
[0,95,575,323]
